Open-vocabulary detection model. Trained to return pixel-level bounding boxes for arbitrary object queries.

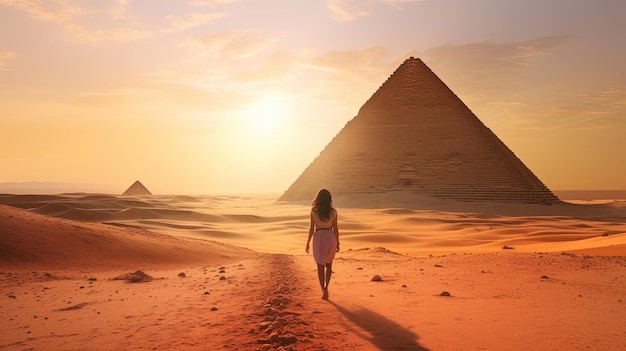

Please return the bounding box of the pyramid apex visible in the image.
[357,56,457,117]
[405,56,424,64]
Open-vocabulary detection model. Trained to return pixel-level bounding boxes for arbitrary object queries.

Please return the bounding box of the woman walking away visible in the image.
[305,189,340,300]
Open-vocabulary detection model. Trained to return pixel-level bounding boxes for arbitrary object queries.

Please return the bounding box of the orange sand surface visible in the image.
[1,193,626,350]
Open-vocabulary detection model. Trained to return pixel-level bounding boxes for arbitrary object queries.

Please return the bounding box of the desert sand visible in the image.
[1,193,626,350]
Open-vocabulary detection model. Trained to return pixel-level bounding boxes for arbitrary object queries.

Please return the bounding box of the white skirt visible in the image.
[312,228,337,264]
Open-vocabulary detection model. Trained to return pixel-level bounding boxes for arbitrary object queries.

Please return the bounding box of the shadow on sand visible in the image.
[328,300,430,351]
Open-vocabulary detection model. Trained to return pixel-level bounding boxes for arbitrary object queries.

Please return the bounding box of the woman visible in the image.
[305,189,340,300]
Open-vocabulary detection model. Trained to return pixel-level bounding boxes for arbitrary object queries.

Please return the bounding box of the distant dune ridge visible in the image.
[122,180,152,196]
[0,181,119,194]
[280,57,558,205]
[2,193,625,257]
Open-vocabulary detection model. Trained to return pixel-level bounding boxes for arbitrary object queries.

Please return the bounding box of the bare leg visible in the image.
[323,263,332,300]
[316,264,325,298]
[325,263,333,288]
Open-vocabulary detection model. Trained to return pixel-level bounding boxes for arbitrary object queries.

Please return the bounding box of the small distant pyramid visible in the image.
[122,180,152,196]
[279,57,559,204]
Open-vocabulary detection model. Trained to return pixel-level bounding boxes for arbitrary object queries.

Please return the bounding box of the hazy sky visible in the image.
[1,0,625,194]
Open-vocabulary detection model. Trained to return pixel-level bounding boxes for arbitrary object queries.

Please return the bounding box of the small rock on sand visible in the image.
[111,270,153,283]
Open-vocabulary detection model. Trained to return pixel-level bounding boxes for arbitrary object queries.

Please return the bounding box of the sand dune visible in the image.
[1,194,626,350]
[0,204,254,272]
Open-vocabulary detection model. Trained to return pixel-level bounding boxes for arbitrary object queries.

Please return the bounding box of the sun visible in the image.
[246,93,288,132]
[231,91,295,150]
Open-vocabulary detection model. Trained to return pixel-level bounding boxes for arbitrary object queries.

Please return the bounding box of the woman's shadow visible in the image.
[328,300,430,351]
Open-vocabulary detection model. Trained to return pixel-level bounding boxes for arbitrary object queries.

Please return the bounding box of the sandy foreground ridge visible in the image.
[1,193,626,350]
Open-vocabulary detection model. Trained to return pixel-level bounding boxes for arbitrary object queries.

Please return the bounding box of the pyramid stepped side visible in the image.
[280,57,558,204]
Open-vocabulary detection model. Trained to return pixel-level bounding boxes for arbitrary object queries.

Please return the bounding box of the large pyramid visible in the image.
[280,57,559,204]
[122,180,152,196]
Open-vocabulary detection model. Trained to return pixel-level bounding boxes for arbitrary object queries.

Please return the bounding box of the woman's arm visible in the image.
[333,210,340,252]
[305,211,314,253]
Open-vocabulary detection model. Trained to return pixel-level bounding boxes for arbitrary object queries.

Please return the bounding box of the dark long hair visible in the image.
[312,189,333,221]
